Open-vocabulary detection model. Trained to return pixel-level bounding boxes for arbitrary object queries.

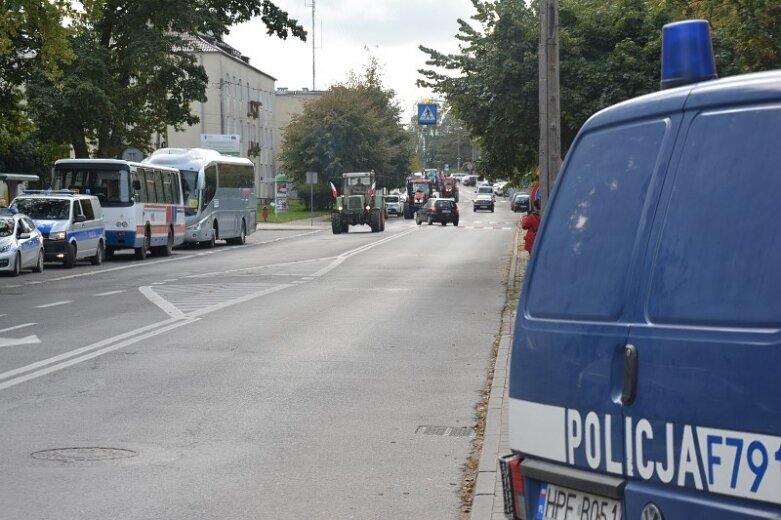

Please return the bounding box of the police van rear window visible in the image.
[648,104,781,327]
[527,119,670,321]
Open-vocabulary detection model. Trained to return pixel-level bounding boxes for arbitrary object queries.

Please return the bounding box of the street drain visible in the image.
[416,425,475,437]
[31,447,138,462]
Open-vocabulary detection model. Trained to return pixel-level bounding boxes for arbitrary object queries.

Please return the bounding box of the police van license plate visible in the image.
[537,484,621,520]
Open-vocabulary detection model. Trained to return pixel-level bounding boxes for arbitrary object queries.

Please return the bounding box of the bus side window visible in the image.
[204,164,217,209]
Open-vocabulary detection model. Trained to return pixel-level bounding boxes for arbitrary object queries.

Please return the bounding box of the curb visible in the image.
[469,230,524,520]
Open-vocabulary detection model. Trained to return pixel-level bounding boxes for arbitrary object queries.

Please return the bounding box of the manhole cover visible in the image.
[31,447,138,462]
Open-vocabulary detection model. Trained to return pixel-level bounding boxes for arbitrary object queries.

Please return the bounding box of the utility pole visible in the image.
[538,0,561,211]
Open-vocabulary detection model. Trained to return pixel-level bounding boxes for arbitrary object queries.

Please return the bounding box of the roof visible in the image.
[0,173,39,182]
[174,33,276,81]
[342,172,373,178]
[583,70,781,132]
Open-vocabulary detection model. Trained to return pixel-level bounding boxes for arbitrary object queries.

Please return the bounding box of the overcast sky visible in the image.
[224,0,476,122]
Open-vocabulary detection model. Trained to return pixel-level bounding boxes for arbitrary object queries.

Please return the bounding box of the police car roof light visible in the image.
[661,19,718,89]
[21,189,79,196]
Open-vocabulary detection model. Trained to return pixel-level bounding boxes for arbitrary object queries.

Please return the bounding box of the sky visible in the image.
[224,0,477,122]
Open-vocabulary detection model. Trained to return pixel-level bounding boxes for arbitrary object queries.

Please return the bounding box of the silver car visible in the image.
[384,194,404,217]
[0,208,44,276]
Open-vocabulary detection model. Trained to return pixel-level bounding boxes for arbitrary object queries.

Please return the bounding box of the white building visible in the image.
[163,34,277,201]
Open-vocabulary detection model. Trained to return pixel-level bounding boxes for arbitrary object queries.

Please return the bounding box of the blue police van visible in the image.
[501,21,781,519]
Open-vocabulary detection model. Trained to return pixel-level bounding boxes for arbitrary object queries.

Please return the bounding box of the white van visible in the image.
[11,190,106,267]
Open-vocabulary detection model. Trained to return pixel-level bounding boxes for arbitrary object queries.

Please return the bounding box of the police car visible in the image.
[11,190,106,268]
[501,20,781,520]
[0,207,44,276]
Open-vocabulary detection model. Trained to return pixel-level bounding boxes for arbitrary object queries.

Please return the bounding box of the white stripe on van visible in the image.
[509,398,567,463]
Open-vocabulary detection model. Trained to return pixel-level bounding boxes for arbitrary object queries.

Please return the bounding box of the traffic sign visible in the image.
[417,103,438,125]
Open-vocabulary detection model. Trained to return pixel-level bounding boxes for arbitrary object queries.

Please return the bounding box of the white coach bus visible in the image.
[144,148,256,247]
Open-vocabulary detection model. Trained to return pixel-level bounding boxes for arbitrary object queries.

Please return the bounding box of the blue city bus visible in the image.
[501,21,781,519]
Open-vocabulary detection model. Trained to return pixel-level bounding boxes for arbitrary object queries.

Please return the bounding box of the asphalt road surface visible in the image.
[0,190,521,520]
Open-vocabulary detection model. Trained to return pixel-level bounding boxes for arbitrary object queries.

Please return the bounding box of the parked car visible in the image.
[384,194,404,217]
[462,175,477,187]
[416,198,459,226]
[0,208,44,276]
[473,193,495,212]
[511,192,531,213]
[493,181,509,196]
[11,190,106,267]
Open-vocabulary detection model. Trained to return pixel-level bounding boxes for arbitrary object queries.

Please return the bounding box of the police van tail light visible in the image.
[499,454,527,519]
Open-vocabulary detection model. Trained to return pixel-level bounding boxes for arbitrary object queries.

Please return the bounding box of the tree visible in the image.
[280,61,414,208]
[0,0,74,151]
[26,0,306,158]
[418,0,539,181]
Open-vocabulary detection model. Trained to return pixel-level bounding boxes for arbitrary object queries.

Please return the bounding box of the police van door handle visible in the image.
[621,344,638,406]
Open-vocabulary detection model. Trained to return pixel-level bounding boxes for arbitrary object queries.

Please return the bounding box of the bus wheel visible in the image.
[153,229,173,256]
[134,230,150,260]
[228,221,246,245]
[205,224,217,248]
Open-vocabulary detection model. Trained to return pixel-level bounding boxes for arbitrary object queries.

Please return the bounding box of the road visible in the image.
[0,190,521,520]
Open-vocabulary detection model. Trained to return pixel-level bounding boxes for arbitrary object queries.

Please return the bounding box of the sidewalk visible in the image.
[469,235,526,520]
[254,215,330,231]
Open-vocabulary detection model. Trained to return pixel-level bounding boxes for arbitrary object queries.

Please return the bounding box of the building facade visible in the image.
[164,35,277,201]
[272,88,324,182]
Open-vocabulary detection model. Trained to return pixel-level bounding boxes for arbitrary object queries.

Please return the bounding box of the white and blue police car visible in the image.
[0,207,44,276]
[11,190,106,268]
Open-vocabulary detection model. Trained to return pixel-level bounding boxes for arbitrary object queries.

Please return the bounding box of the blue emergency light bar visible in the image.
[21,189,79,196]
[661,19,717,89]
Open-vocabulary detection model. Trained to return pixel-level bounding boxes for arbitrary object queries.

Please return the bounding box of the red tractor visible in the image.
[403,177,434,219]
[440,176,459,202]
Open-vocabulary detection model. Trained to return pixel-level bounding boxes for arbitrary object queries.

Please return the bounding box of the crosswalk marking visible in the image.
[140,282,284,318]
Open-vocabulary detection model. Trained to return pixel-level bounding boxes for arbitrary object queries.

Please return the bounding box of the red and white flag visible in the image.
[368,181,376,197]
[330,181,338,198]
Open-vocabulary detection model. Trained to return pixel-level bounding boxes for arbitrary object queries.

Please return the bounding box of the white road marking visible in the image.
[0,323,36,334]
[35,301,72,309]
[0,335,40,349]
[95,290,124,296]
[0,318,194,391]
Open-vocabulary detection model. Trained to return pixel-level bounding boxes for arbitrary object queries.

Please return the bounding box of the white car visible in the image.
[0,208,44,276]
[384,194,404,217]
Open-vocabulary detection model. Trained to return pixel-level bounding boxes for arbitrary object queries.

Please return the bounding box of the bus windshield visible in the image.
[179,169,199,216]
[53,167,129,206]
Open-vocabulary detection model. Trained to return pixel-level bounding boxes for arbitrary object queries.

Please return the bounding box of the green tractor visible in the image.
[331,171,386,234]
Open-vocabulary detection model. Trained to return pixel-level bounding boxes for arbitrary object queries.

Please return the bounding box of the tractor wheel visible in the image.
[370,210,381,232]
[331,214,342,234]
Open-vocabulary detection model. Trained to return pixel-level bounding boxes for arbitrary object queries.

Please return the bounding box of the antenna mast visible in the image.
[304,0,316,90]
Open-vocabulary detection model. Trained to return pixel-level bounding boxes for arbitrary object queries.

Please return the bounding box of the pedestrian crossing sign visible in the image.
[417,103,438,125]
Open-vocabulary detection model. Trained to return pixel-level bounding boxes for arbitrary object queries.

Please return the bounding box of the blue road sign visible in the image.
[417,103,438,125]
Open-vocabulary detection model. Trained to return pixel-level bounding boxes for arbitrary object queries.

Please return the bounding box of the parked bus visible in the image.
[52,159,185,259]
[144,148,256,247]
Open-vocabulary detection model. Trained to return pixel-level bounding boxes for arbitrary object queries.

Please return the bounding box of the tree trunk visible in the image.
[71,132,89,158]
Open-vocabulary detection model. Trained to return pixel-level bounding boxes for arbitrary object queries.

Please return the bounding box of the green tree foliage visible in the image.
[419,0,539,181]
[421,0,780,185]
[0,0,74,151]
[280,64,413,208]
[26,0,305,158]
[652,0,781,75]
